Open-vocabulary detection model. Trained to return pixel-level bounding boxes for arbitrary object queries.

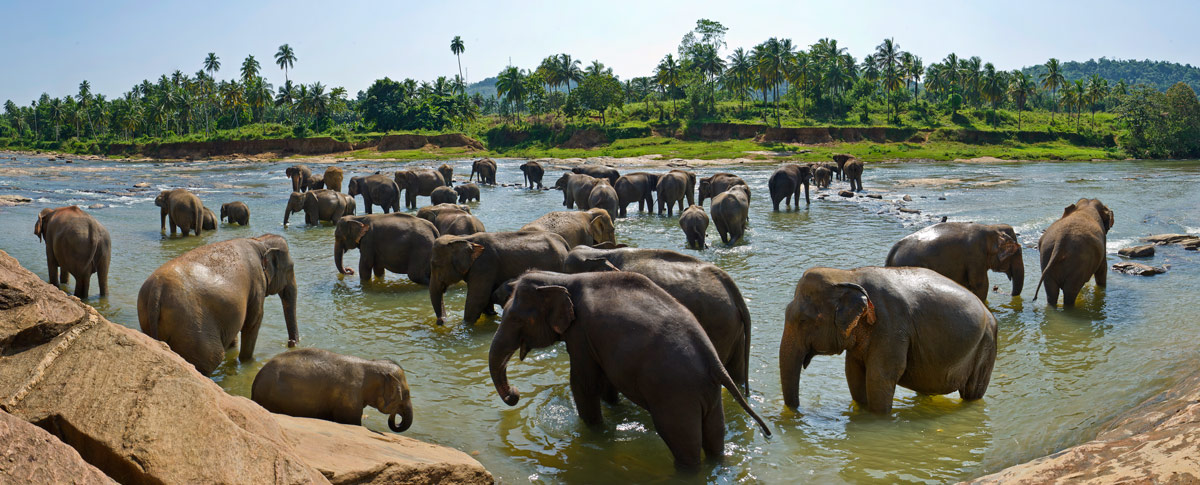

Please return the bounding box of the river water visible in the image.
[1,153,1198,483]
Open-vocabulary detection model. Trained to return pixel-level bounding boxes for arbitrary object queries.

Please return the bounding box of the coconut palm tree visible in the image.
[496,66,529,122]
[874,38,901,116]
[1085,74,1109,125]
[202,53,220,135]
[240,55,260,85]
[980,63,1008,126]
[1007,70,1036,130]
[1040,58,1066,126]
[275,44,296,84]
[77,80,93,136]
[903,53,923,99]
[585,60,612,77]
[450,36,465,88]
[558,54,583,94]
[725,47,752,111]
[655,54,681,119]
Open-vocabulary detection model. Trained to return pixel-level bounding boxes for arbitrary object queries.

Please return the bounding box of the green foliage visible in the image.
[573,74,624,125]
[1118,82,1200,158]
[1023,58,1200,94]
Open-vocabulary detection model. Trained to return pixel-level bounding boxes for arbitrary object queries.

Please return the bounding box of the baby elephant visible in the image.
[220,201,250,225]
[252,348,413,432]
[679,205,708,249]
[430,186,458,205]
[454,183,481,203]
[201,207,218,231]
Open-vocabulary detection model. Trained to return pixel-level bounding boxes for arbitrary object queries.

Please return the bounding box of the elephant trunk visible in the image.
[780,323,810,409]
[388,401,413,432]
[488,322,521,406]
[283,205,292,225]
[280,279,299,347]
[1008,251,1025,296]
[429,274,451,326]
[334,238,348,274]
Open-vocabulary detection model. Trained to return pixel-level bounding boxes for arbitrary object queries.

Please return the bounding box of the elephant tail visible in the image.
[1032,245,1060,301]
[716,363,771,438]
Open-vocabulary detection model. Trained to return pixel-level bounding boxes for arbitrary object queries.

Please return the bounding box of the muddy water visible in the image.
[2,153,1199,483]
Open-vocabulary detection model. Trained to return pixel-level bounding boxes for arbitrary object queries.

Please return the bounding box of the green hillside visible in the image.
[1021,57,1200,92]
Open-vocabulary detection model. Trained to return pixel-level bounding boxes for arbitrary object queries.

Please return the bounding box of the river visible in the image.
[1,153,1198,483]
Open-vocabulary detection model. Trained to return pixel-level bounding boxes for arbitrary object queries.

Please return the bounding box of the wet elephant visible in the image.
[813,165,832,188]
[519,208,615,248]
[155,188,204,236]
[284,189,356,226]
[470,158,497,185]
[844,158,864,191]
[305,173,325,191]
[679,204,708,249]
[710,185,750,245]
[832,154,852,181]
[1034,198,1114,307]
[395,169,446,209]
[334,212,438,285]
[438,163,454,186]
[323,166,345,192]
[34,205,110,299]
[520,161,545,189]
[886,222,1024,302]
[571,164,620,184]
[555,173,599,210]
[656,171,690,216]
[220,201,250,226]
[698,173,748,206]
[587,180,619,221]
[201,206,218,231]
[348,174,401,214]
[454,183,480,203]
[286,165,313,192]
[417,203,485,236]
[768,164,812,210]
[614,172,659,217]
[430,186,458,205]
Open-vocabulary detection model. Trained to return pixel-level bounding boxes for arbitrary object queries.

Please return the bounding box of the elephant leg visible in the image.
[600,377,620,405]
[701,403,725,463]
[1062,284,1081,308]
[865,361,904,414]
[960,340,995,401]
[650,406,703,470]
[727,339,749,395]
[373,262,384,279]
[97,258,108,297]
[462,275,494,325]
[359,251,375,284]
[46,252,60,286]
[239,303,263,363]
[364,197,374,214]
[332,406,364,426]
[1043,279,1060,307]
[1093,263,1107,287]
[845,358,869,406]
[569,358,605,426]
[72,271,90,299]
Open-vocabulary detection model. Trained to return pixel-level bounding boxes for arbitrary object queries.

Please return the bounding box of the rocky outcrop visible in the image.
[1112,262,1168,276]
[0,250,492,485]
[1144,233,1200,250]
[1118,244,1156,258]
[0,410,115,484]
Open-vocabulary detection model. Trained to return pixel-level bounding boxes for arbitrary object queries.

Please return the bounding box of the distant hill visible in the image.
[466,77,497,98]
[1020,58,1200,93]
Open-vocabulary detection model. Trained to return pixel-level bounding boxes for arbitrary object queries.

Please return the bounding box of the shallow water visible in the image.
[2,153,1198,483]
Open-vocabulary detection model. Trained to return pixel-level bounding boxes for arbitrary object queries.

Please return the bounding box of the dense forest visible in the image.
[1021,58,1200,94]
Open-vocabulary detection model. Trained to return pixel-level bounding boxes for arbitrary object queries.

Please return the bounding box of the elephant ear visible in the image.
[261,248,282,285]
[991,231,1020,263]
[537,285,575,335]
[34,211,47,242]
[349,220,370,244]
[834,283,876,340]
[1101,207,1115,232]
[452,242,485,275]
[583,258,620,272]
[1061,203,1079,219]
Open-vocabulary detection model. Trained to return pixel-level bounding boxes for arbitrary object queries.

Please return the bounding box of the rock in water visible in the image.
[0,195,32,206]
[898,208,921,214]
[838,190,855,198]
[133,182,151,188]
[1143,234,1200,246]
[902,195,912,202]
[865,194,882,199]
[1118,245,1155,258]
[1112,262,1167,276]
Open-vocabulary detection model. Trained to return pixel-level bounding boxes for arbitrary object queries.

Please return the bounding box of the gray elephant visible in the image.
[286,165,313,192]
[710,185,750,245]
[519,208,615,248]
[305,173,325,191]
[886,222,1024,302]
[1034,198,1114,307]
[284,189,356,226]
[430,186,458,205]
[438,163,454,186]
[571,164,620,184]
[395,169,446,209]
[138,234,299,375]
[201,207,218,231]
[520,161,545,189]
[252,348,413,432]
[614,172,659,217]
[348,174,401,213]
[813,165,832,188]
[470,158,497,185]
[429,231,571,325]
[844,158,864,191]
[220,201,250,225]
[768,164,811,210]
[34,206,111,299]
[781,266,998,414]
[454,183,481,203]
[564,246,752,392]
[672,169,697,206]
[323,166,345,192]
[587,180,619,221]
[832,154,852,181]
[155,188,204,236]
[334,212,438,285]
[656,171,690,216]
[417,204,485,236]
[489,270,770,470]
[555,173,599,209]
[698,173,748,206]
[679,204,708,249]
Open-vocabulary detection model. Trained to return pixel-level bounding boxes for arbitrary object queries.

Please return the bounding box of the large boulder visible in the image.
[0,409,115,484]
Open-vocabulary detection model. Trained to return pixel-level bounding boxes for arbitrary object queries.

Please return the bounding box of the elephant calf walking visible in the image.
[34,206,111,299]
[1035,198,1114,307]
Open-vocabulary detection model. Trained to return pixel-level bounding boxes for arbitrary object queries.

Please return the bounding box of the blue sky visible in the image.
[1,0,1195,103]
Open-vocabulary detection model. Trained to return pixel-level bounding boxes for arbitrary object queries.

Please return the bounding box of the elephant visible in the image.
[655,171,690,216]
[220,201,250,226]
[679,205,709,249]
[614,172,659,217]
[34,206,110,299]
[571,164,620,184]
[323,166,345,192]
[488,270,770,470]
[698,173,748,206]
[454,183,481,203]
[671,169,697,206]
[710,185,750,245]
[519,208,615,248]
[520,161,545,189]
[587,180,619,221]
[438,163,454,186]
[155,188,204,236]
[813,165,832,188]
[832,154,852,181]
[768,164,812,210]
[470,158,497,185]
[284,189,356,226]
[430,186,458,205]
[555,173,599,209]
[395,169,446,209]
[429,231,571,325]
[286,165,313,192]
[563,246,752,392]
[886,222,1024,302]
[201,206,218,231]
[417,204,485,236]
[1034,198,1114,307]
[348,174,401,214]
[780,266,998,414]
[252,348,413,432]
[137,234,298,375]
[305,173,325,191]
[334,212,438,285]
[844,158,864,191]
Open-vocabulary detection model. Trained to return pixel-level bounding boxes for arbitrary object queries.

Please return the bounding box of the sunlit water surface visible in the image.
[2,153,1198,483]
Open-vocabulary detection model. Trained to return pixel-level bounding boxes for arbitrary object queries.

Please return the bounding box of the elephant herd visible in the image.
[29,155,1124,471]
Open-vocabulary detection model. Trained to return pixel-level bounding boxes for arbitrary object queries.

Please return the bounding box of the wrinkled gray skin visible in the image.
[137,234,299,375]
[614,172,659,217]
[252,348,413,433]
[417,204,485,236]
[220,201,250,226]
[286,165,313,192]
[284,189,356,226]
[395,169,446,209]
[454,183,481,203]
[571,164,620,184]
[430,186,458,205]
[489,271,770,470]
[886,222,1024,302]
[323,166,345,192]
[305,173,325,191]
[679,204,709,250]
[844,158,865,191]
[1035,198,1115,307]
[470,158,497,185]
[698,173,748,206]
[154,188,204,236]
[201,207,218,231]
[655,171,690,216]
[781,266,998,414]
[564,246,752,393]
[813,165,832,188]
[35,206,110,299]
[520,161,545,189]
[429,231,570,325]
[555,173,600,209]
[587,180,619,221]
[334,212,438,285]
[710,185,750,245]
[438,163,454,186]
[768,164,812,210]
[832,154,852,181]
[519,208,615,248]
[348,174,401,214]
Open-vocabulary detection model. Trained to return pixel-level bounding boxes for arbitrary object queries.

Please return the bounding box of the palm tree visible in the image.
[1007,70,1036,130]
[1040,58,1066,126]
[980,63,1007,126]
[241,55,260,85]
[275,44,296,83]
[585,60,612,77]
[450,36,465,88]
[874,38,901,117]
[495,66,529,122]
[725,47,752,111]
[1085,74,1109,125]
[203,53,220,135]
[655,54,681,118]
[557,54,583,94]
[942,53,961,93]
[689,43,725,102]
[48,97,63,142]
[903,53,923,99]
[77,80,93,136]
[961,56,983,107]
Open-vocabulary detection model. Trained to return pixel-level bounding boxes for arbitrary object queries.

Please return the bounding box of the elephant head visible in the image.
[347,176,363,197]
[220,204,229,222]
[370,361,413,432]
[780,270,877,409]
[698,178,715,204]
[285,166,307,192]
[393,170,411,191]
[255,234,299,347]
[1064,198,1115,234]
[585,208,616,245]
[333,216,369,275]
[489,279,574,406]
[154,191,168,207]
[283,192,306,225]
[33,208,56,242]
[554,172,571,190]
[989,225,1024,296]
[429,236,485,325]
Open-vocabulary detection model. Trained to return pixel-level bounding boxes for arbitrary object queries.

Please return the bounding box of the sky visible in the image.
[2,0,1197,103]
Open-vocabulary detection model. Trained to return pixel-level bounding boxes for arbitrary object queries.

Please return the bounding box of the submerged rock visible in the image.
[0,195,32,206]
[1143,233,1200,248]
[865,194,882,199]
[1112,262,1167,276]
[1117,245,1155,258]
[133,182,151,188]
[898,208,921,214]
[838,190,854,197]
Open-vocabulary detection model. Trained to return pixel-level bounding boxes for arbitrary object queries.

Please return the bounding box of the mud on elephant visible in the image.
[35,206,111,299]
